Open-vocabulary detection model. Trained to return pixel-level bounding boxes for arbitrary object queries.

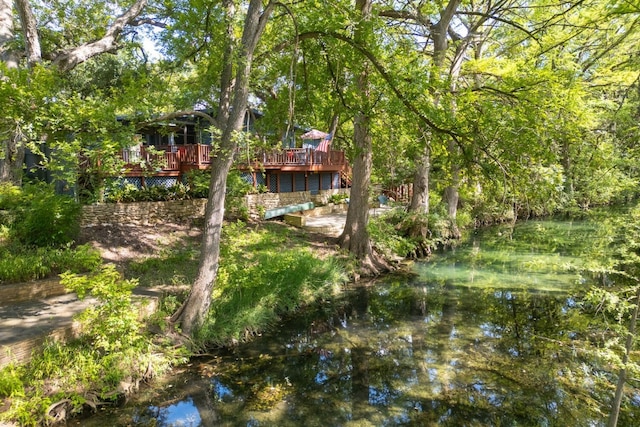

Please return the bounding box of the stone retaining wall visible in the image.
[81,189,350,225]
[81,199,208,226]
[0,277,67,304]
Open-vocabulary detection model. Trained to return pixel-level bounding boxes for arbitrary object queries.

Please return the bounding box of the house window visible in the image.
[295,173,306,192]
[280,173,293,193]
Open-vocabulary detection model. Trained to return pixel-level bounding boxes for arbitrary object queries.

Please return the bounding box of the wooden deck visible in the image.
[120,144,212,176]
[119,144,348,177]
[237,148,347,172]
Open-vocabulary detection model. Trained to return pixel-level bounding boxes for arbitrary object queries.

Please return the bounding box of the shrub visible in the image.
[0,244,101,285]
[328,192,348,204]
[0,265,187,426]
[185,169,211,198]
[8,183,81,248]
[61,265,142,353]
[368,208,421,258]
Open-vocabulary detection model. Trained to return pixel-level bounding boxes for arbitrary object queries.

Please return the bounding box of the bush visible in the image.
[0,265,187,426]
[104,181,191,203]
[6,183,81,248]
[0,244,102,284]
[61,265,143,352]
[368,208,422,258]
[185,169,211,198]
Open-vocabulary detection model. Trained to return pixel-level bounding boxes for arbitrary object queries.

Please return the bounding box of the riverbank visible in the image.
[0,218,358,426]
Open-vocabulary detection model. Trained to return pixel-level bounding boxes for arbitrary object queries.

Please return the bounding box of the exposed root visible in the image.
[46,399,72,424]
[355,249,395,278]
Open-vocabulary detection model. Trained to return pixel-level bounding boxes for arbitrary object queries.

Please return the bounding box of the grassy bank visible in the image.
[0,220,350,426]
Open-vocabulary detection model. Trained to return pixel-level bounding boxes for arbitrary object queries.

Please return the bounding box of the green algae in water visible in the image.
[418,218,606,294]
[79,215,639,426]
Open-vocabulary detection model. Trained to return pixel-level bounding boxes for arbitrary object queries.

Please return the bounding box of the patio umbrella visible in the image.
[301,129,328,140]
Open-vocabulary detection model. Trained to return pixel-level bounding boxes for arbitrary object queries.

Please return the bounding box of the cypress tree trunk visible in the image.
[607,286,640,427]
[172,0,275,335]
[338,0,389,275]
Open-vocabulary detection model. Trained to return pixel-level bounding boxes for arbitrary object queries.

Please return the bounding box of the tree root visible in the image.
[355,249,395,278]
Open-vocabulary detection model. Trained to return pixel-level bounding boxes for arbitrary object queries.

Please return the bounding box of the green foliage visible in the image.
[328,192,349,204]
[104,181,192,203]
[368,208,421,258]
[0,265,187,427]
[61,265,142,353]
[0,244,101,284]
[0,339,184,427]
[224,171,253,220]
[185,169,211,198]
[100,170,254,209]
[0,364,24,398]
[197,222,348,346]
[1,183,81,248]
[0,183,99,284]
[225,170,254,197]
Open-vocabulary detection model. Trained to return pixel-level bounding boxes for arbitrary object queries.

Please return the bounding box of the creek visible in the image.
[79,215,640,426]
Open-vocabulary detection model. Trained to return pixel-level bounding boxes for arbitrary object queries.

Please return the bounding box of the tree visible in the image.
[171,0,276,335]
[0,0,149,185]
[337,0,391,275]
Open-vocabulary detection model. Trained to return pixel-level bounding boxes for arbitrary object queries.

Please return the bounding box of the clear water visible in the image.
[78,216,640,426]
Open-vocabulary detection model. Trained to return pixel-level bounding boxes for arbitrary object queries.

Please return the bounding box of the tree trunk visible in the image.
[338,0,389,275]
[607,286,640,427]
[172,0,275,335]
[409,136,430,215]
[409,0,460,231]
[340,110,373,259]
[0,0,21,184]
[406,138,431,257]
[15,0,41,66]
[0,0,17,68]
[172,153,234,335]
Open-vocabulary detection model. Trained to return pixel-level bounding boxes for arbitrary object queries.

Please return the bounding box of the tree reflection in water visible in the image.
[83,218,640,426]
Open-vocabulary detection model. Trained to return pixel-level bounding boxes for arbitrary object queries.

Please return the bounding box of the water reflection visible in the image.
[83,218,640,426]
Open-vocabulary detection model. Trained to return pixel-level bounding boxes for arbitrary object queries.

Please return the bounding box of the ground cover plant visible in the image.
[0,183,101,284]
[0,217,350,424]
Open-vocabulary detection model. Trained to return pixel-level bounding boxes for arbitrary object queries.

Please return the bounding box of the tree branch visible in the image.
[319,30,460,141]
[52,0,148,72]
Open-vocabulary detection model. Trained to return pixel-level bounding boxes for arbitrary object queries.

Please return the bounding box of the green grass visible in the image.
[0,220,349,425]
[0,244,102,285]
[129,221,350,347]
[127,244,200,288]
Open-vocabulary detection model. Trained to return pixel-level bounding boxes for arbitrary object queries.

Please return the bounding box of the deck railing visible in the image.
[120,144,345,173]
[249,148,346,167]
[120,144,212,171]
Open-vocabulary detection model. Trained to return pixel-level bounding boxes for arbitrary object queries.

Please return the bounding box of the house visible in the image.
[115,113,351,194]
[235,129,350,194]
